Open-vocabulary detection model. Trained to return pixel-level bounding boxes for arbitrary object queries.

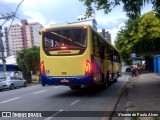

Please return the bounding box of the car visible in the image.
[0,78,4,90]
[0,76,27,90]
[122,65,131,72]
[126,66,131,72]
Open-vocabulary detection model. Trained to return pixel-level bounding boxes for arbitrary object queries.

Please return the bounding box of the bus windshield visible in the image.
[42,27,87,56]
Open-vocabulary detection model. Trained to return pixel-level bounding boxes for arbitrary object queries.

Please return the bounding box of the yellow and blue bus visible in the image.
[40,25,121,89]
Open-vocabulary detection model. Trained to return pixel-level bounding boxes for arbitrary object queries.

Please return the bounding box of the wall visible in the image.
[154,55,160,73]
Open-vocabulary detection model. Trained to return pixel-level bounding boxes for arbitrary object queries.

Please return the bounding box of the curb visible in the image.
[101,75,130,120]
[27,81,40,86]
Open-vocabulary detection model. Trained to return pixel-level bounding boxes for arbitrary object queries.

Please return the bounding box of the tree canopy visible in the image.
[80,0,160,19]
[115,11,160,64]
[16,46,40,82]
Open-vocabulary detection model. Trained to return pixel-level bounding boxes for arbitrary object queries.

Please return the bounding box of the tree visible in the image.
[135,11,160,53]
[80,0,160,19]
[114,17,140,64]
[115,11,160,64]
[16,46,40,82]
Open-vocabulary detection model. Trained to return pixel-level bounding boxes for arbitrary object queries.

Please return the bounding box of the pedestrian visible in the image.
[137,63,141,75]
[131,64,136,79]
[136,68,139,77]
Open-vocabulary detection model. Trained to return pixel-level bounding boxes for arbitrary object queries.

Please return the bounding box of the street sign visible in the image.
[132,53,136,59]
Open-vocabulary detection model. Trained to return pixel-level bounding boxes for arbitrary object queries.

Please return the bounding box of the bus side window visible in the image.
[108,46,111,61]
[113,50,117,62]
[113,50,120,63]
[117,53,120,63]
[110,48,113,61]
[97,38,104,60]
[92,34,100,57]
[104,44,109,60]
[116,52,120,63]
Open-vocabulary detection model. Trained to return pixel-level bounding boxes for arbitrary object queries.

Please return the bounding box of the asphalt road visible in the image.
[0,74,128,120]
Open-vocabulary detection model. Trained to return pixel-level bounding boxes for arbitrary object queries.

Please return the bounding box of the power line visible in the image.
[0,13,15,26]
[0,13,15,20]
[7,0,25,34]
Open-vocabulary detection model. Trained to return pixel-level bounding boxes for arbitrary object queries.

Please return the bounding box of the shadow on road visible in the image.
[49,81,120,98]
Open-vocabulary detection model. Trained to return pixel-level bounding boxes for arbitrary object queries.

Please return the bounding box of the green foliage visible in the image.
[115,11,160,63]
[16,46,40,73]
[122,0,142,19]
[80,0,160,19]
[114,17,140,64]
[80,0,120,16]
[135,11,160,52]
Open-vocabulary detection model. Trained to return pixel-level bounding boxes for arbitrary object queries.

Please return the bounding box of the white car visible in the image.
[0,79,3,90]
[122,65,131,72]
[0,76,27,90]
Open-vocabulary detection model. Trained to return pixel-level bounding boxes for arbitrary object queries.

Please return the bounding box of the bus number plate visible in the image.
[61,79,69,83]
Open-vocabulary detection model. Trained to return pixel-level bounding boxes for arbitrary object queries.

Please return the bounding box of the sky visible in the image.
[0,0,153,44]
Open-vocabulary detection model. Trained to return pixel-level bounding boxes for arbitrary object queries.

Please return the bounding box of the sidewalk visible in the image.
[27,80,40,86]
[112,72,160,120]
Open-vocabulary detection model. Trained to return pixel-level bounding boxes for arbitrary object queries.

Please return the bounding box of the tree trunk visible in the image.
[23,71,32,83]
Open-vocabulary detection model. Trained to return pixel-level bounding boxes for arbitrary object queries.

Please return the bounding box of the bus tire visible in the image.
[114,78,117,82]
[69,85,81,90]
[102,75,109,88]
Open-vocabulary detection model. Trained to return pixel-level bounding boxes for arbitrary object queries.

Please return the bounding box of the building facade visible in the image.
[4,19,43,56]
[0,33,3,58]
[98,29,111,43]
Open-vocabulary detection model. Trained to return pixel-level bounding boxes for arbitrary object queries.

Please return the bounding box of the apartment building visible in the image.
[98,29,111,43]
[4,19,43,56]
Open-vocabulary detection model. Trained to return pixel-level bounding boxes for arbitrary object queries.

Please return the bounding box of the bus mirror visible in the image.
[39,31,41,35]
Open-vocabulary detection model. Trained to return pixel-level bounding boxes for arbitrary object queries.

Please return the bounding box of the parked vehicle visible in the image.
[122,65,131,72]
[0,76,27,90]
[0,78,3,90]
[126,66,131,72]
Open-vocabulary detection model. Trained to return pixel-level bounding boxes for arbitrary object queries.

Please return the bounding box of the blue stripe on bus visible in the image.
[40,74,93,85]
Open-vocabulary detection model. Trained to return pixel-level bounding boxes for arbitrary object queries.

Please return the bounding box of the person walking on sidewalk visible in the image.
[131,64,137,78]
[137,63,141,75]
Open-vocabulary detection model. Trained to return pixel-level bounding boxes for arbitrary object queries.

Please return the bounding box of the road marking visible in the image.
[44,110,63,120]
[33,90,46,94]
[54,86,62,88]
[70,99,80,106]
[0,97,21,104]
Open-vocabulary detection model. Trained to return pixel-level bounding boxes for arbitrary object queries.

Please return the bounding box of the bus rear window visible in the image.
[42,28,87,56]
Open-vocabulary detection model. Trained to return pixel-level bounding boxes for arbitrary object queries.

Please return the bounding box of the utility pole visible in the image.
[0,28,6,75]
[0,13,15,76]
[0,0,24,77]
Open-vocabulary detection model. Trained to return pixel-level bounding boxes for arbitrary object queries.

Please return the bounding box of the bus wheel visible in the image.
[42,83,45,86]
[114,78,117,82]
[69,85,81,90]
[105,79,110,87]
[102,76,109,88]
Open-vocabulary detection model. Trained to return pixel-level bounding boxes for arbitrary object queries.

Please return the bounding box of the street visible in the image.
[0,74,128,120]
